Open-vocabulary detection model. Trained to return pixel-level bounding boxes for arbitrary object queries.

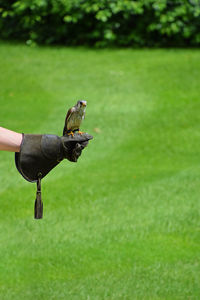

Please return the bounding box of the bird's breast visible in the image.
[67,113,82,131]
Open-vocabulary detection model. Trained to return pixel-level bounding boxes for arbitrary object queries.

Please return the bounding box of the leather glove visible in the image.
[15,132,93,219]
[15,133,93,182]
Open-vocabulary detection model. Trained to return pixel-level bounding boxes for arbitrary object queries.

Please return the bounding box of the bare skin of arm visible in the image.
[0,127,22,152]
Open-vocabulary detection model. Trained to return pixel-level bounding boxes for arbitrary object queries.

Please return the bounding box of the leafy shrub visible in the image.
[0,0,200,47]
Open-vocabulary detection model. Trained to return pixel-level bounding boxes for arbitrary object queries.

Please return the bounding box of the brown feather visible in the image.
[63,107,74,135]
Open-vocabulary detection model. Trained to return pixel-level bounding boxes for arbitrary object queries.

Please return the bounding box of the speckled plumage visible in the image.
[63,100,87,135]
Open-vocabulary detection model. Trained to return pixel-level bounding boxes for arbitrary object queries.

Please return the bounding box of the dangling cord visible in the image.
[34,172,43,219]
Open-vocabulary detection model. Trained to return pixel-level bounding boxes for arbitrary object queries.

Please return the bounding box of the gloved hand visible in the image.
[15,132,93,219]
[15,132,93,182]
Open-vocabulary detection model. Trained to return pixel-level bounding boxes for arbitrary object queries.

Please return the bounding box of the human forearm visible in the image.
[0,127,22,152]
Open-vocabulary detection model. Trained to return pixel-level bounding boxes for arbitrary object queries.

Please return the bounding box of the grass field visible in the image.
[0,43,200,299]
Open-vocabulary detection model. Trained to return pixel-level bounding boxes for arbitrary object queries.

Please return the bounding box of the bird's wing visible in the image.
[65,106,76,129]
[63,107,75,134]
[66,107,74,123]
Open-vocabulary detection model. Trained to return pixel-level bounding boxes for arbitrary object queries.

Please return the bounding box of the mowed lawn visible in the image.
[0,43,200,299]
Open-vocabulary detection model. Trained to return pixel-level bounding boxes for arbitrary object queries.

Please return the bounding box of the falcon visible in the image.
[63,100,87,136]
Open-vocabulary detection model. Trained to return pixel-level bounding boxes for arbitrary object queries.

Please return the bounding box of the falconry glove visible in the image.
[15,133,93,219]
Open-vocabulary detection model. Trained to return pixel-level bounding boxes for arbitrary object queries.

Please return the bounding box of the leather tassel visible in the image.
[34,173,43,219]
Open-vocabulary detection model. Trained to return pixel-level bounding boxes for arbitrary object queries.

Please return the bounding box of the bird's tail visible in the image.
[63,126,66,136]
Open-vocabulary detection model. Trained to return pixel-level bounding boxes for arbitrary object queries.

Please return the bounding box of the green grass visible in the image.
[0,43,200,299]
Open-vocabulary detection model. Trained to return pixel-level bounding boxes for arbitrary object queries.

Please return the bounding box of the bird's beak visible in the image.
[82,101,87,106]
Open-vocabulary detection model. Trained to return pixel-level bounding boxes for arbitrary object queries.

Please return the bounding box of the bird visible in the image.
[63,100,87,136]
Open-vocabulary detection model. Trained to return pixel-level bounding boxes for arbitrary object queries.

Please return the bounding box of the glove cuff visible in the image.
[15,134,60,182]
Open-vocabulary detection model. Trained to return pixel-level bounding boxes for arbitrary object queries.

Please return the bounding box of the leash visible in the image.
[34,172,43,219]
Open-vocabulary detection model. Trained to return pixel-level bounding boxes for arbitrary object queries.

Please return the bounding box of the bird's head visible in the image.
[76,100,87,110]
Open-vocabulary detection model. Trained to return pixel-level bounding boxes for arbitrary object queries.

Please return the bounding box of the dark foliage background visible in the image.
[0,0,200,47]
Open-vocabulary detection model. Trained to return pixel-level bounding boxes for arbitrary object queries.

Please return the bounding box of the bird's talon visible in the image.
[78,130,84,135]
[68,131,74,137]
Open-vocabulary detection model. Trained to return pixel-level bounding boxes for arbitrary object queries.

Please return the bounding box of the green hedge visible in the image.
[0,0,200,47]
